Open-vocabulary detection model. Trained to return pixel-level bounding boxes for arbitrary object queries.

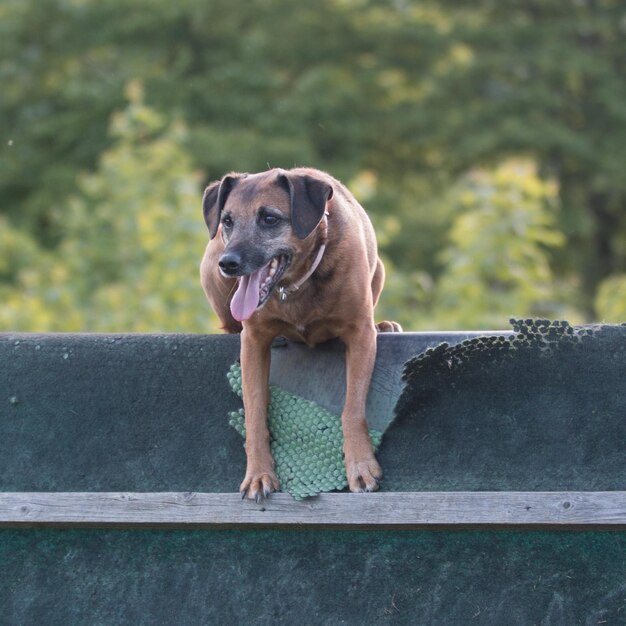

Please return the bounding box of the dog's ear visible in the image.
[202,174,243,239]
[278,173,333,239]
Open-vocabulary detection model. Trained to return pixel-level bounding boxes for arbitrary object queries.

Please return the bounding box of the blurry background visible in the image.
[1,0,625,332]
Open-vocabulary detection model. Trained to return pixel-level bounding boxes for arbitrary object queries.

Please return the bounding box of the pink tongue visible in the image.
[230,269,263,322]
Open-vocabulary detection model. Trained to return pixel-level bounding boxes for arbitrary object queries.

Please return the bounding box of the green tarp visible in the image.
[1,324,625,625]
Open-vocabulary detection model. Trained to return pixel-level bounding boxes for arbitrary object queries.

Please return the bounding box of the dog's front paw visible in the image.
[376,320,402,333]
[240,469,280,503]
[344,455,382,493]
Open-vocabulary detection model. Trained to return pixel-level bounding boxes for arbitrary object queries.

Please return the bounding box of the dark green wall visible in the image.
[1,529,625,625]
[1,329,625,625]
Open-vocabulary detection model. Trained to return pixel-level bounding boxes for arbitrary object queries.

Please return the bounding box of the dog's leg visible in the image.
[371,259,403,333]
[239,327,280,501]
[370,258,386,307]
[341,321,382,492]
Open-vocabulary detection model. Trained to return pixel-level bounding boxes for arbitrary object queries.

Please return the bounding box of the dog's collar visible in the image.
[277,212,329,301]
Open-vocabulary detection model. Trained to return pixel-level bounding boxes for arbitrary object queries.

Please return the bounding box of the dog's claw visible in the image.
[239,470,280,503]
[345,456,383,493]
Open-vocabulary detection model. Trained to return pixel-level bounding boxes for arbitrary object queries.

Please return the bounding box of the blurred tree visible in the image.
[595,275,626,323]
[431,161,571,329]
[0,219,83,331]
[377,0,626,318]
[1,0,625,330]
[0,84,218,332]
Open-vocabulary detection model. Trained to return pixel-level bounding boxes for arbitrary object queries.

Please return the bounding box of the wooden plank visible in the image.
[0,491,624,528]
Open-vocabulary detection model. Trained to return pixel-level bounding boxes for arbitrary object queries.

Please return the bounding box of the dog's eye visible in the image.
[262,214,279,226]
[222,215,233,229]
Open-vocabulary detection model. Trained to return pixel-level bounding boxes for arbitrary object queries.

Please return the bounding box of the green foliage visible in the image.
[1,85,217,332]
[375,161,578,330]
[407,0,626,311]
[1,0,625,331]
[431,161,572,329]
[595,275,626,323]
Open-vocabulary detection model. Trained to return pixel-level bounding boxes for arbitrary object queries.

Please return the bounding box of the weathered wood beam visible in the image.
[1,491,624,528]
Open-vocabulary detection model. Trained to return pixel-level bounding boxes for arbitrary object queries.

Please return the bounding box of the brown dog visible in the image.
[200,167,400,501]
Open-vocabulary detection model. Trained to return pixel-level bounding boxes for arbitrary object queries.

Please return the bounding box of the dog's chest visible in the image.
[281,320,338,347]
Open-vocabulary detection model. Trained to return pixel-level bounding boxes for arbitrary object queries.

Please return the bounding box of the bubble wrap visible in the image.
[227,362,383,500]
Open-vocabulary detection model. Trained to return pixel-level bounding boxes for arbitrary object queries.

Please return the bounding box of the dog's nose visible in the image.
[219,251,242,275]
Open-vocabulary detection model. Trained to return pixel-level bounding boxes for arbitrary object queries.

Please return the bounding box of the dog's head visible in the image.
[202,169,333,321]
